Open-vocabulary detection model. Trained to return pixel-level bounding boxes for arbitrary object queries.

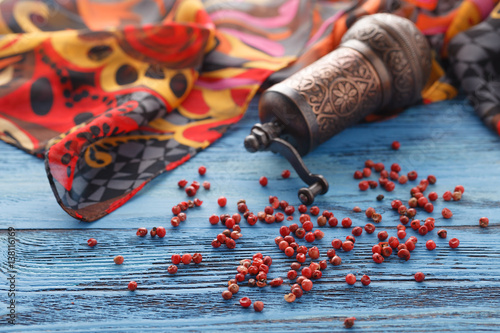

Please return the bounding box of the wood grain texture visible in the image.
[1,96,500,331]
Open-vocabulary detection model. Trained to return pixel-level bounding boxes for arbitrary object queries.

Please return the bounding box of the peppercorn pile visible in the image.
[84,144,490,329]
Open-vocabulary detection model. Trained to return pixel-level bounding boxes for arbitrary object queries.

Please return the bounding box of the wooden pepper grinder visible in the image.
[245,13,432,204]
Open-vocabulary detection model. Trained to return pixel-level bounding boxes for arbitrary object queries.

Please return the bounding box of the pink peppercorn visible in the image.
[282,169,291,178]
[181,253,192,264]
[345,274,356,285]
[443,191,452,201]
[442,208,453,219]
[128,281,137,291]
[359,181,369,191]
[354,170,363,179]
[479,217,489,228]
[449,238,460,248]
[352,226,363,237]
[364,223,376,234]
[342,217,352,228]
[414,272,425,282]
[426,240,436,250]
[259,176,268,186]
[361,274,371,286]
[87,238,97,247]
[391,141,400,150]
[114,255,124,265]
[167,265,178,274]
[342,241,354,252]
[156,226,166,238]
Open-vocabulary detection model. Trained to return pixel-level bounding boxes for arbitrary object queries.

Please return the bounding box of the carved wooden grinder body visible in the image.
[245,14,432,204]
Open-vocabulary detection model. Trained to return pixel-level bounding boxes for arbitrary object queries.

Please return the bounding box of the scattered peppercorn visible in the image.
[344,317,356,329]
[414,272,425,282]
[361,274,371,286]
[128,281,137,291]
[449,238,460,248]
[114,255,124,265]
[87,238,97,247]
[391,141,400,150]
[442,208,453,219]
[479,217,489,228]
[376,194,384,201]
[217,196,227,207]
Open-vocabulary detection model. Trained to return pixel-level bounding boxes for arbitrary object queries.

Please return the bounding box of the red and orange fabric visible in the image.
[0,0,496,221]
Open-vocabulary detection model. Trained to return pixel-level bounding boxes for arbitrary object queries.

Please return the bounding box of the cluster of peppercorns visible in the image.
[210,206,243,249]
[136,227,167,238]
[222,253,281,312]
[177,166,210,196]
[170,199,203,227]
[168,253,203,274]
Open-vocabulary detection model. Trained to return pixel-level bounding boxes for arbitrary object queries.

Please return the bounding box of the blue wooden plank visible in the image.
[1,96,500,331]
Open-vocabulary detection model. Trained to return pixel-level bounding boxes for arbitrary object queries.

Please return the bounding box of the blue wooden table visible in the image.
[1,96,499,332]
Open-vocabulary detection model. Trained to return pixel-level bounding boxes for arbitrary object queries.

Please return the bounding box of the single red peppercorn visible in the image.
[198,165,206,175]
[181,253,192,265]
[202,181,210,190]
[332,239,342,249]
[426,240,436,250]
[405,240,416,252]
[365,207,375,218]
[352,226,363,237]
[410,219,420,230]
[342,241,354,252]
[418,225,428,236]
[114,255,124,265]
[372,253,384,264]
[385,181,395,192]
[361,274,371,286]
[407,208,417,218]
[211,239,221,248]
[354,170,363,179]
[301,278,313,291]
[281,169,291,179]
[369,180,379,188]
[314,229,325,240]
[328,217,338,227]
[397,205,407,215]
[287,270,298,280]
[87,238,97,247]
[217,196,227,207]
[443,191,452,201]
[345,235,356,244]
[303,220,313,232]
[427,175,437,184]
[285,247,295,257]
[342,217,352,228]
[414,272,425,282]
[178,179,188,188]
[128,281,137,291]
[437,229,447,238]
[364,223,376,234]
[397,229,406,239]
[377,231,388,241]
[308,246,320,260]
[295,228,306,239]
[191,181,200,190]
[359,181,369,191]
[365,160,375,168]
[391,163,401,173]
[317,215,327,227]
[209,214,219,225]
[284,205,295,216]
[398,175,408,184]
[222,290,233,300]
[252,300,264,312]
[259,176,268,186]
[428,192,438,201]
[185,185,196,197]
[380,169,389,178]
[167,265,178,274]
[363,168,372,178]
[449,238,460,248]
[455,185,465,194]
[156,226,166,238]
[228,284,240,295]
[398,248,411,261]
[442,208,453,219]
[479,217,489,228]
[327,249,336,258]
[344,317,356,329]
[192,253,202,264]
[388,237,399,249]
[374,163,385,172]
[171,254,181,265]
[170,217,180,227]
[330,255,342,266]
[452,191,462,201]
[305,232,316,243]
[407,171,418,181]
[239,297,252,308]
[297,204,307,213]
[284,235,295,244]
[424,202,434,213]
[389,171,399,180]
[345,273,356,285]
[310,206,320,216]
[391,141,400,150]
[391,200,403,210]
